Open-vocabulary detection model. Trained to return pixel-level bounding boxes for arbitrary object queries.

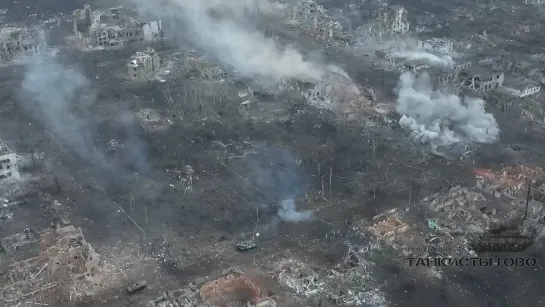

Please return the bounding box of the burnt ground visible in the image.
[0,1,545,307]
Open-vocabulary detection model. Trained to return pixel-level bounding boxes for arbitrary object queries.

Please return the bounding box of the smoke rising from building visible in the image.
[129,0,327,83]
[396,72,499,146]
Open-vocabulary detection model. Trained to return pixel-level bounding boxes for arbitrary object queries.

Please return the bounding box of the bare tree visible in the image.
[164,83,184,120]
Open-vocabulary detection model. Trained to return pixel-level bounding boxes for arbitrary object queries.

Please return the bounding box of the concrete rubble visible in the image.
[1,226,102,306]
[301,72,377,116]
[275,255,387,306]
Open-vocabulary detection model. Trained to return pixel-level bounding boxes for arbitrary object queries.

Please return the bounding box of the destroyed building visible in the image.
[184,56,225,80]
[0,143,20,181]
[403,60,430,74]
[417,38,454,54]
[127,47,161,81]
[0,26,47,64]
[301,72,377,114]
[457,65,504,91]
[473,165,545,204]
[1,226,101,306]
[377,5,410,35]
[500,76,541,98]
[72,5,162,49]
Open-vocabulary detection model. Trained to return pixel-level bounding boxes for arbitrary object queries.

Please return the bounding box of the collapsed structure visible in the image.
[184,56,225,80]
[473,164,545,204]
[1,226,101,306]
[72,5,162,49]
[127,47,161,81]
[0,26,47,64]
[301,71,377,115]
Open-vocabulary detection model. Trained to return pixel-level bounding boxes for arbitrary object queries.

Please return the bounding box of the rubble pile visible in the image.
[275,256,386,306]
[302,72,377,116]
[147,287,207,307]
[474,164,545,203]
[1,226,102,306]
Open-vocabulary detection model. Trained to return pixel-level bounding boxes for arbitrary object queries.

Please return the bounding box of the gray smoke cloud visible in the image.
[21,57,107,165]
[20,55,150,176]
[396,72,499,147]
[252,146,313,223]
[129,0,327,83]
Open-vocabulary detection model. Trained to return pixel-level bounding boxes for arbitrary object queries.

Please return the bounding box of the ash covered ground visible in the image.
[1,0,545,307]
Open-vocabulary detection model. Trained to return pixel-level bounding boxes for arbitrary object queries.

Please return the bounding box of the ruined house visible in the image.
[0,143,20,181]
[0,26,47,64]
[72,5,162,49]
[127,47,161,81]
[417,38,454,54]
[473,165,545,203]
[184,56,224,80]
[377,5,410,35]
[457,65,504,91]
[403,60,430,74]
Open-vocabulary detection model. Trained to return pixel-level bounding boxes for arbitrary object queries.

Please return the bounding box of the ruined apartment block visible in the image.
[127,47,161,81]
[0,143,20,181]
[0,26,47,64]
[73,4,162,49]
[377,5,409,35]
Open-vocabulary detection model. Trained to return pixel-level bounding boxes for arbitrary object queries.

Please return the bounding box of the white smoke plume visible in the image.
[395,51,454,67]
[278,198,313,222]
[129,0,327,83]
[396,72,499,146]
